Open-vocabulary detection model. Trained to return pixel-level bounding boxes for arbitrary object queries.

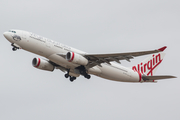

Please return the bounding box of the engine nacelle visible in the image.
[66,52,88,66]
[32,58,55,71]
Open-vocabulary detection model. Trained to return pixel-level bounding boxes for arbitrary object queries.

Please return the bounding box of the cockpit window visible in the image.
[8,30,16,33]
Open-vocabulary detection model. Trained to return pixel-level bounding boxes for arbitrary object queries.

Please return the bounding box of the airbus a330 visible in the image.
[3,29,176,82]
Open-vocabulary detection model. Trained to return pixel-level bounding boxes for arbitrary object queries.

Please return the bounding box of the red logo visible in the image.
[132,53,162,76]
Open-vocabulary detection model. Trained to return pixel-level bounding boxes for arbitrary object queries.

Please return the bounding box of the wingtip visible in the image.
[158,46,167,51]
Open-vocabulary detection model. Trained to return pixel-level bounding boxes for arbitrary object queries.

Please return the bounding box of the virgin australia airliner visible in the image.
[3,29,176,82]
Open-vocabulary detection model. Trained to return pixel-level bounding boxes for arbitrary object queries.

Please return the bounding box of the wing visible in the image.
[85,46,167,68]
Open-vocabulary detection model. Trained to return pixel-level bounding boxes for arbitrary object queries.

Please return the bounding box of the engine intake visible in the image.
[32,58,55,71]
[66,52,88,66]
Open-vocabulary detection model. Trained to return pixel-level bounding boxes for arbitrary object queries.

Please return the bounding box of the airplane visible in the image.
[3,29,176,82]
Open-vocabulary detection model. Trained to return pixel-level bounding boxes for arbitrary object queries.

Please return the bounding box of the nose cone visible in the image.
[3,32,9,39]
[3,31,13,43]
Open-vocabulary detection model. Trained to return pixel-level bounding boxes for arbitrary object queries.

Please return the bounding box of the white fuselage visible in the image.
[4,30,141,82]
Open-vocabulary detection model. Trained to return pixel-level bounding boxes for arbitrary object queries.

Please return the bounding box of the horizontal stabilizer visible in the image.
[142,75,176,80]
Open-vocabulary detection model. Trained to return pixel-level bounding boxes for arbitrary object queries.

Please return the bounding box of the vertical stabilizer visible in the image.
[132,52,166,76]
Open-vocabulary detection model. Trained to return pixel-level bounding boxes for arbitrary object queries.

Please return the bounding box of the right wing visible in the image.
[84,46,167,68]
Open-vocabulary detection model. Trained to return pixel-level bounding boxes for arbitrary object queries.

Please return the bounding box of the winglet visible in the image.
[158,46,167,51]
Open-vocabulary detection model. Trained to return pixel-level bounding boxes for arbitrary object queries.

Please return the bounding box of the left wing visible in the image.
[84,46,167,68]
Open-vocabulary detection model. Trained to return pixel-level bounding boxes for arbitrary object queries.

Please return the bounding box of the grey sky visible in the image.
[0,0,180,120]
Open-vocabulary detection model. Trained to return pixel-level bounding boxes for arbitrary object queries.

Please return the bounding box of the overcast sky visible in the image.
[0,0,180,120]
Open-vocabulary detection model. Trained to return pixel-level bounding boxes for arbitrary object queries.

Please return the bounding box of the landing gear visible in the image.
[64,69,76,82]
[64,66,91,82]
[70,76,76,82]
[65,73,69,78]
[85,74,91,79]
[11,43,19,51]
[76,65,91,80]
[12,47,17,51]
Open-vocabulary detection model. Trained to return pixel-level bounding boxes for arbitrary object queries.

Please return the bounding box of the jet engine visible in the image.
[32,58,55,71]
[66,52,88,66]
